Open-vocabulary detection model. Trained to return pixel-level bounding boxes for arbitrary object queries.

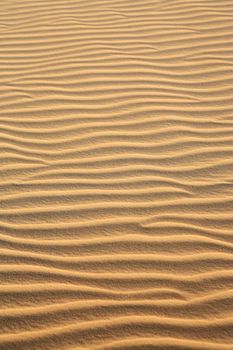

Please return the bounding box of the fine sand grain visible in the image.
[0,0,233,349]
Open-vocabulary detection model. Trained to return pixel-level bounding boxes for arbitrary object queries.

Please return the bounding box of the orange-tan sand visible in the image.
[0,0,233,349]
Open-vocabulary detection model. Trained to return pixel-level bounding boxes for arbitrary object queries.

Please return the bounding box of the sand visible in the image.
[0,0,233,349]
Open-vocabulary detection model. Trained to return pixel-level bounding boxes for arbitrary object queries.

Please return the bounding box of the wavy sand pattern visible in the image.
[0,0,233,349]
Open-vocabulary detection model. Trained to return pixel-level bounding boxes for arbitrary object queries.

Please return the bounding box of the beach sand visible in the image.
[0,0,233,349]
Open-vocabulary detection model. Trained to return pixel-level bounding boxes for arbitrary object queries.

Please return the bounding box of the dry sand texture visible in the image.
[0,0,233,349]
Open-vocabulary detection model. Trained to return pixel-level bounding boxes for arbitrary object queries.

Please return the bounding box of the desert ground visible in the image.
[0,0,233,349]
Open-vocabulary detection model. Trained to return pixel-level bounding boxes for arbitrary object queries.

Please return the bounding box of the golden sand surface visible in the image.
[0,0,233,349]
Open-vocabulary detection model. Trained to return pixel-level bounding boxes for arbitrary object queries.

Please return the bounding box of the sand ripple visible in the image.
[0,0,233,349]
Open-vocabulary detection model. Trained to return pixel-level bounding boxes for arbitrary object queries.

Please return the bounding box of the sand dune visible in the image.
[1,0,233,349]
